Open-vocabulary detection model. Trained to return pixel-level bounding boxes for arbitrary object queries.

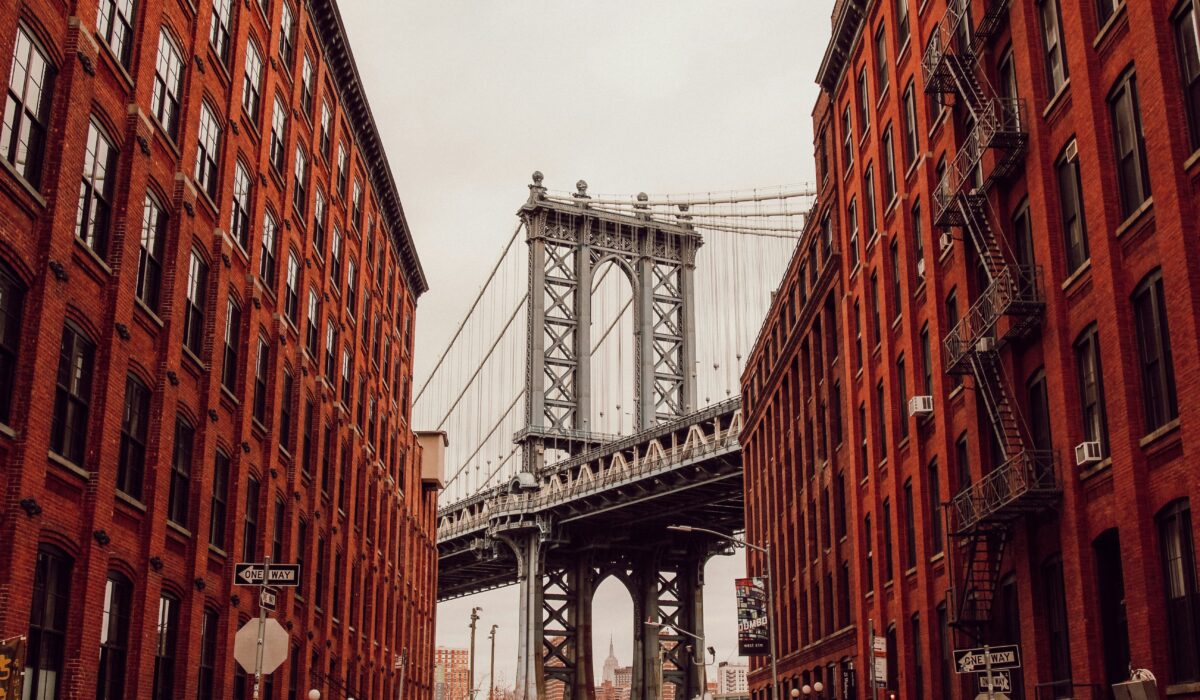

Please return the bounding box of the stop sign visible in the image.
[234,617,289,674]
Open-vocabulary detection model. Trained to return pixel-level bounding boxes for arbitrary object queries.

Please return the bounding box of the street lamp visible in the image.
[644,619,715,698]
[797,682,823,699]
[308,691,321,700]
[667,525,779,700]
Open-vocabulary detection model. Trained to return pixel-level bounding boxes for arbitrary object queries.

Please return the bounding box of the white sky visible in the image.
[337,0,834,687]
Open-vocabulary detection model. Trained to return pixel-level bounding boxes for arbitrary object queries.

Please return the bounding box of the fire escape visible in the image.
[922,0,1059,637]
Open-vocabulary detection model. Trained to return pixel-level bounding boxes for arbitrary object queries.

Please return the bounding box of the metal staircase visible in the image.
[922,0,1060,637]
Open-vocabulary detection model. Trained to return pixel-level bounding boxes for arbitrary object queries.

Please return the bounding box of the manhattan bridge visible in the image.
[418,174,815,700]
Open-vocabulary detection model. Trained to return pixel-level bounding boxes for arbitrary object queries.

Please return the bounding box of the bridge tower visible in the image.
[503,173,707,700]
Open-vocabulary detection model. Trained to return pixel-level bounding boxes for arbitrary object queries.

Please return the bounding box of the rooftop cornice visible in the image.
[308,0,429,298]
[816,0,868,93]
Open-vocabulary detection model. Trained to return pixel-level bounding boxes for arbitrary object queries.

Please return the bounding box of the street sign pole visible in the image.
[253,556,271,700]
[983,644,993,700]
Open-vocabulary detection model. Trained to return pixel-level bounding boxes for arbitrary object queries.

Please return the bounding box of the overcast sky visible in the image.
[337,0,834,688]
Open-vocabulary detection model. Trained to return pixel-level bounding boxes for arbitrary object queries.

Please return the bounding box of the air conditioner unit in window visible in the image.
[940,231,954,251]
[975,337,995,353]
[916,258,927,279]
[908,395,934,417]
[1075,441,1103,467]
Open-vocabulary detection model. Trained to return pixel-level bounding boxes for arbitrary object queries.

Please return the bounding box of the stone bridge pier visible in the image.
[500,527,721,700]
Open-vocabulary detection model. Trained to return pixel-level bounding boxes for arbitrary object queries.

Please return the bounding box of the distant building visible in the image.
[435,647,470,700]
[603,637,620,684]
[715,661,749,700]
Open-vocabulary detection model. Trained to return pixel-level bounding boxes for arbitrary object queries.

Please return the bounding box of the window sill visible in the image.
[220,385,240,406]
[1042,79,1072,122]
[1139,418,1181,449]
[929,551,945,564]
[115,490,147,512]
[182,346,207,373]
[1092,2,1128,52]
[0,422,15,440]
[1185,148,1200,173]
[73,236,114,277]
[0,157,48,209]
[134,297,164,329]
[1167,682,1200,696]
[167,520,192,539]
[48,450,89,481]
[1114,196,1154,239]
[926,108,948,139]
[1060,259,1093,294]
[948,384,965,403]
[1079,457,1113,482]
[208,544,228,558]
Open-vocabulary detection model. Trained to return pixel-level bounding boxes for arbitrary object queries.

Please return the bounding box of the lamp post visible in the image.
[667,525,779,700]
[643,619,715,698]
[488,625,498,700]
[469,607,482,700]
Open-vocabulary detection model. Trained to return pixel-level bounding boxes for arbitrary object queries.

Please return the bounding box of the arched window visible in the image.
[26,545,73,698]
[1159,499,1200,682]
[98,571,133,699]
[0,261,25,424]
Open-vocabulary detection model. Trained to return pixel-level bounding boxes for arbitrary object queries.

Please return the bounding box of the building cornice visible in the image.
[309,0,429,298]
[816,0,868,93]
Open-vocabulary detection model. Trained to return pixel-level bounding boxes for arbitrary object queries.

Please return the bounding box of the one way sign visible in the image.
[234,562,300,587]
[954,645,1021,674]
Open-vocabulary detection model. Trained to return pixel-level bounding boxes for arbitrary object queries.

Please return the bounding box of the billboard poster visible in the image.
[0,636,25,700]
[735,577,770,656]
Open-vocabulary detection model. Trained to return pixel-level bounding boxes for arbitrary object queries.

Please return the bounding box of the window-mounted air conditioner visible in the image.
[939,231,954,252]
[975,337,995,353]
[1075,441,1103,467]
[908,395,934,417]
[916,258,927,279]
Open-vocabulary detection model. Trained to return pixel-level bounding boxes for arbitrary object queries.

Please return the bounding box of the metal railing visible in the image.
[921,0,973,87]
[943,266,1042,371]
[932,98,1026,225]
[951,449,1057,533]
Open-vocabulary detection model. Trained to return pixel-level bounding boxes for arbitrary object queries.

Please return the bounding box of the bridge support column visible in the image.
[543,555,597,700]
[504,531,546,700]
[628,548,710,700]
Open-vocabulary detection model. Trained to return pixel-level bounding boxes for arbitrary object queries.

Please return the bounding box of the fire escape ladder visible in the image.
[959,193,1010,284]
[969,350,1027,460]
[946,53,989,121]
[955,525,1009,633]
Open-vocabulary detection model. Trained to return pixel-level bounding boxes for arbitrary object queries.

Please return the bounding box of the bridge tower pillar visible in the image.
[630,547,709,700]
[502,530,547,700]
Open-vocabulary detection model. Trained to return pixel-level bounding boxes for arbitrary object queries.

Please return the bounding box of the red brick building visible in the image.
[743,0,1200,698]
[0,0,439,698]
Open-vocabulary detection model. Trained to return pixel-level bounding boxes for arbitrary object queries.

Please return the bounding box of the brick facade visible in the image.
[743,0,1200,698]
[0,0,438,698]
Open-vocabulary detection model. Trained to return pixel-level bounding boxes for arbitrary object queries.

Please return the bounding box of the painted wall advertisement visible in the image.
[735,577,769,656]
[0,636,25,700]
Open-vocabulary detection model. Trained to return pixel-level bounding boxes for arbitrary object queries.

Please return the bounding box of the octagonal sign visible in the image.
[234,617,289,674]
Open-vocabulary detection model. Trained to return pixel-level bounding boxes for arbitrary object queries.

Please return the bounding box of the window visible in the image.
[897,355,909,440]
[320,102,332,158]
[1056,142,1088,274]
[919,324,932,394]
[136,194,167,312]
[890,239,902,320]
[337,144,348,196]
[76,120,117,258]
[315,534,327,606]
[279,2,295,66]
[1160,500,1200,682]
[167,416,194,527]
[183,250,208,357]
[96,0,135,65]
[209,0,233,64]
[300,54,315,116]
[1109,69,1151,218]
[293,145,308,215]
[194,103,221,198]
[260,211,278,288]
[325,320,337,379]
[869,272,882,345]
[864,166,877,235]
[902,81,919,169]
[150,30,184,136]
[285,252,300,324]
[117,374,150,499]
[1040,0,1069,95]
[280,370,294,450]
[882,497,894,582]
[198,609,219,698]
[244,476,261,559]
[272,496,285,560]
[332,549,344,619]
[302,398,315,477]
[853,299,863,370]
[313,189,327,254]
[230,161,253,249]
[1042,556,1072,692]
[956,432,971,492]
[221,297,242,392]
[1133,270,1179,431]
[341,347,352,404]
[1177,2,1200,150]
[1096,0,1121,28]
[1012,198,1035,271]
[848,198,860,268]
[306,289,320,356]
[2,26,55,187]
[296,518,309,595]
[151,592,179,700]
[97,572,133,700]
[1074,324,1109,455]
[330,226,343,289]
[903,479,917,569]
[352,180,363,229]
[842,106,854,170]
[270,96,287,172]
[882,126,896,203]
[927,458,943,554]
[1093,529,1130,688]
[0,264,23,424]
[864,513,874,592]
[51,323,95,464]
[347,259,358,318]
[875,24,889,96]
[253,337,269,424]
[1027,369,1053,453]
[242,41,264,120]
[25,545,73,700]
[858,67,870,134]
[210,450,230,548]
